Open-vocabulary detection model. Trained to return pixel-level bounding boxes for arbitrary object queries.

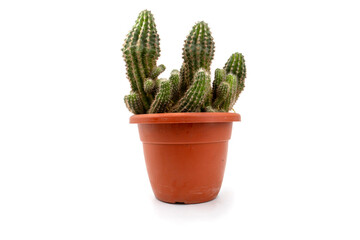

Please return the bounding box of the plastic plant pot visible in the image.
[130,112,240,204]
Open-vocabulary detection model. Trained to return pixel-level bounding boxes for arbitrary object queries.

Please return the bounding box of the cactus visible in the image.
[211,73,237,112]
[224,53,246,99]
[122,10,162,110]
[180,21,215,93]
[218,74,238,112]
[122,10,247,114]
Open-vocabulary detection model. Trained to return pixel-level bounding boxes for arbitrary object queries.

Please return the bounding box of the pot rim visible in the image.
[130,112,240,124]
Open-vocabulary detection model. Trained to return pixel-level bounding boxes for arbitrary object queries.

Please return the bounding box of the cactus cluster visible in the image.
[122,10,246,114]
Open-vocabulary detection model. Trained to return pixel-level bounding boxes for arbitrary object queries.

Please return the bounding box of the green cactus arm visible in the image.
[202,91,213,112]
[151,69,179,98]
[124,92,145,114]
[212,68,226,101]
[150,64,166,79]
[143,78,156,102]
[148,79,172,113]
[213,81,230,109]
[169,70,180,102]
[151,78,161,94]
[144,78,155,94]
[183,22,215,73]
[179,62,190,94]
[172,69,211,112]
[224,52,246,98]
[122,10,161,111]
[218,74,238,112]
[181,22,215,89]
[202,68,225,112]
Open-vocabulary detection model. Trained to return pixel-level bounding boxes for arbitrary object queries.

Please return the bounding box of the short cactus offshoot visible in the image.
[122,10,247,114]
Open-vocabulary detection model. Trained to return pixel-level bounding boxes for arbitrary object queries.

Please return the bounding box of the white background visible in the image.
[1,0,359,239]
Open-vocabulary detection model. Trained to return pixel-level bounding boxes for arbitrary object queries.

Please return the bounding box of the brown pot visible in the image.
[130,112,240,204]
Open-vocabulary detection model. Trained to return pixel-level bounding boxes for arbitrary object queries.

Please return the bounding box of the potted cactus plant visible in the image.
[123,10,246,204]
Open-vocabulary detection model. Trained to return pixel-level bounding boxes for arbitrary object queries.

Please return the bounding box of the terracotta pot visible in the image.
[130,112,240,204]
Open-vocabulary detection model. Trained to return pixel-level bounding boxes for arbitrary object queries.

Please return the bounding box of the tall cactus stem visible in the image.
[122,10,161,110]
[181,22,215,89]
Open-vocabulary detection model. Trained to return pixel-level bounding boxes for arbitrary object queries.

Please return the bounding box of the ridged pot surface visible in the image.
[130,113,240,204]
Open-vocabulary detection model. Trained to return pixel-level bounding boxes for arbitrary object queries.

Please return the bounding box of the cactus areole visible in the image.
[123,10,247,204]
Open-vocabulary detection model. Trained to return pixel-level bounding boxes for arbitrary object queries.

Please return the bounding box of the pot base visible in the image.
[155,195,218,204]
